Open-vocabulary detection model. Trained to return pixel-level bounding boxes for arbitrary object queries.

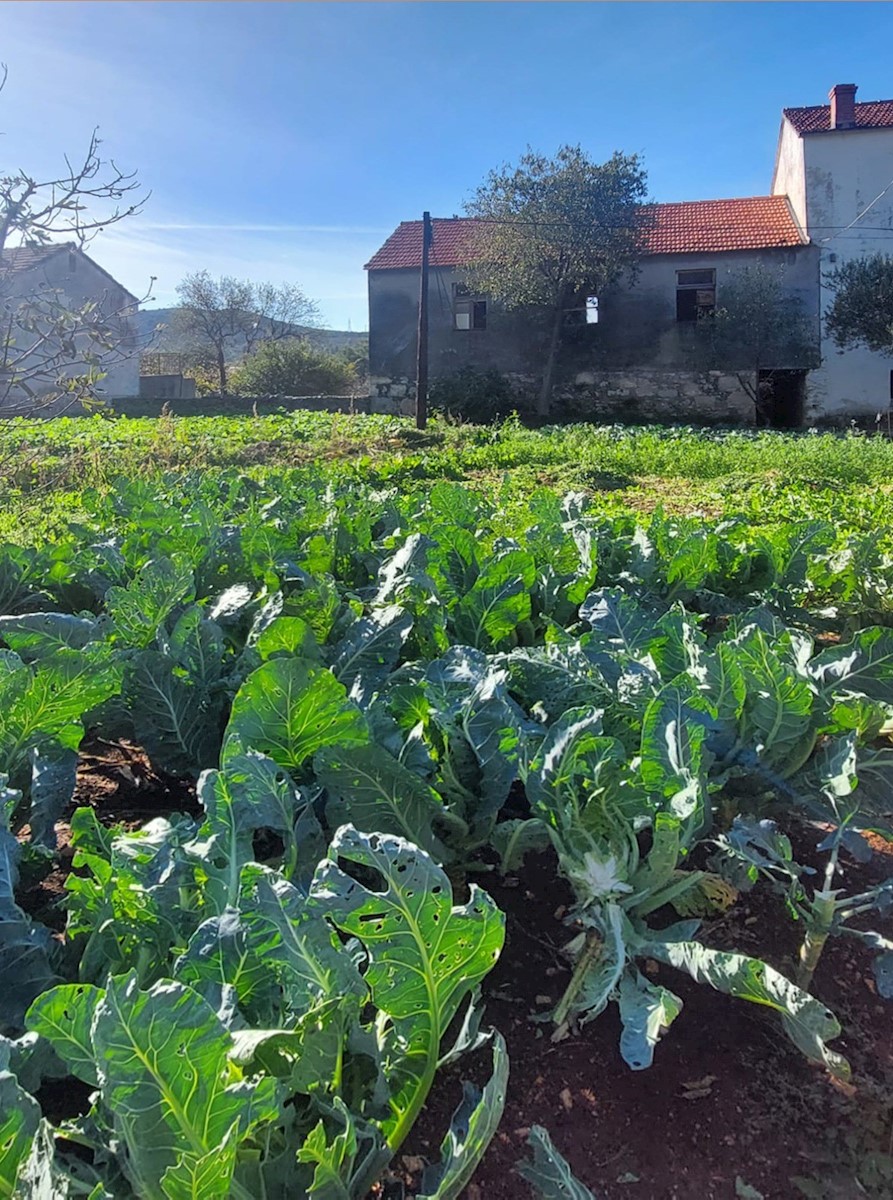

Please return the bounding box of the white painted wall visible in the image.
[2,248,140,405]
[771,120,808,233]
[792,123,893,419]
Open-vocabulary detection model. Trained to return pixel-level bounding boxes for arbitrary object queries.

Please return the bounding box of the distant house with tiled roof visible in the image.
[0,243,140,408]
[366,83,893,426]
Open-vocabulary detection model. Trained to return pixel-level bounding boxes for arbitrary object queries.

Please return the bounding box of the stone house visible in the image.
[0,243,140,408]
[365,83,892,427]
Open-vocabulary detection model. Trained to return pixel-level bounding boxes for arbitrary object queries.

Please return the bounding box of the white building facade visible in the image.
[773,84,893,421]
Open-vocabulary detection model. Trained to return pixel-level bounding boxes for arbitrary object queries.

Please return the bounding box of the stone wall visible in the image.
[366,368,757,424]
[555,368,756,424]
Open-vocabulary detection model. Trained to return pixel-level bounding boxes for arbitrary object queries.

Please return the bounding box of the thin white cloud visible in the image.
[137,223,391,234]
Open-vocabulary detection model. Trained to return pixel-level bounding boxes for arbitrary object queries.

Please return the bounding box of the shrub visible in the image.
[229,338,357,397]
[429,366,521,422]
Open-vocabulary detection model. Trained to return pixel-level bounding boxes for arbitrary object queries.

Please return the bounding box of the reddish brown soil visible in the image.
[17,751,893,1200]
[404,842,893,1200]
[17,738,198,932]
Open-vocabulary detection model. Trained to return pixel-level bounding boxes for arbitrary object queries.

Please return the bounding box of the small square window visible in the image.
[676,268,716,322]
[453,285,487,330]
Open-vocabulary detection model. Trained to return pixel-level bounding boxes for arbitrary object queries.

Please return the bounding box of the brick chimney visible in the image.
[829,83,857,130]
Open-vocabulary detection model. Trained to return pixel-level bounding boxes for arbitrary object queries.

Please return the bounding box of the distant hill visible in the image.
[134,308,367,363]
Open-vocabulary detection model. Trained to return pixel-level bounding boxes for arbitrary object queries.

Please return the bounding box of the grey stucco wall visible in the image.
[368,245,820,411]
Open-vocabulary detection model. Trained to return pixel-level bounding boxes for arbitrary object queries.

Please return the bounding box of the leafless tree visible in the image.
[0,64,150,415]
[175,271,321,393]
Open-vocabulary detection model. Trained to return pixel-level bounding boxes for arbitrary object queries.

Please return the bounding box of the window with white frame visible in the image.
[453,284,487,330]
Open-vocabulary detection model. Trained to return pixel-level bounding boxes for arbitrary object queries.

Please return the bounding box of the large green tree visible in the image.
[825,253,893,356]
[465,145,649,415]
[699,264,819,419]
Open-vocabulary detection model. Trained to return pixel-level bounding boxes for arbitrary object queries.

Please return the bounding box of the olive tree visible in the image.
[0,66,148,414]
[825,253,893,355]
[175,272,320,394]
[465,145,650,415]
[699,264,819,419]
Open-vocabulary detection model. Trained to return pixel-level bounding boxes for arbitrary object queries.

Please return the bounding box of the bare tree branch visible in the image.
[0,65,150,416]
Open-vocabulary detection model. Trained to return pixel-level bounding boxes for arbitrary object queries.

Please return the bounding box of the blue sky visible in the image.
[2,1,890,330]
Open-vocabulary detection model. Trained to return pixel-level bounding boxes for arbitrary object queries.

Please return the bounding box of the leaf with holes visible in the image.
[310,825,505,1151]
[417,1032,509,1200]
[516,1124,597,1200]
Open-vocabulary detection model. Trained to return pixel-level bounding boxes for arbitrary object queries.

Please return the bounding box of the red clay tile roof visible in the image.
[646,196,803,254]
[364,219,482,270]
[784,99,893,135]
[365,197,805,271]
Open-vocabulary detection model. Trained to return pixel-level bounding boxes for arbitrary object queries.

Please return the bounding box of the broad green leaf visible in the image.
[578,587,656,657]
[690,643,747,727]
[516,1124,597,1200]
[451,549,536,649]
[224,659,368,774]
[729,625,817,775]
[296,1098,386,1200]
[640,687,710,800]
[315,743,448,859]
[0,612,102,661]
[106,556,196,648]
[198,752,310,905]
[0,649,122,772]
[649,608,706,682]
[0,912,60,1036]
[28,745,78,851]
[173,909,280,1024]
[505,642,608,722]
[229,996,356,1096]
[811,627,893,705]
[311,825,505,1150]
[617,969,682,1071]
[26,982,103,1087]
[526,708,625,837]
[329,605,413,699]
[163,606,226,683]
[645,939,849,1079]
[127,650,223,774]
[90,974,280,1197]
[239,866,364,1016]
[254,615,320,662]
[417,1032,509,1200]
[161,1124,239,1200]
[0,1071,40,1199]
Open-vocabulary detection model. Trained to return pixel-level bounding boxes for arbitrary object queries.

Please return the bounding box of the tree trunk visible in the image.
[538,290,567,418]
[217,347,227,395]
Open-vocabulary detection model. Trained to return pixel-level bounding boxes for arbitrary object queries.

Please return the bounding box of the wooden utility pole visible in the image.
[416,210,431,430]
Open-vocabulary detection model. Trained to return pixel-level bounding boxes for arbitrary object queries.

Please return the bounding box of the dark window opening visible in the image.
[676,268,716,322]
[453,285,487,330]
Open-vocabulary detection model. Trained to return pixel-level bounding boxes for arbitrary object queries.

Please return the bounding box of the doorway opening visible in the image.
[757,369,806,429]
